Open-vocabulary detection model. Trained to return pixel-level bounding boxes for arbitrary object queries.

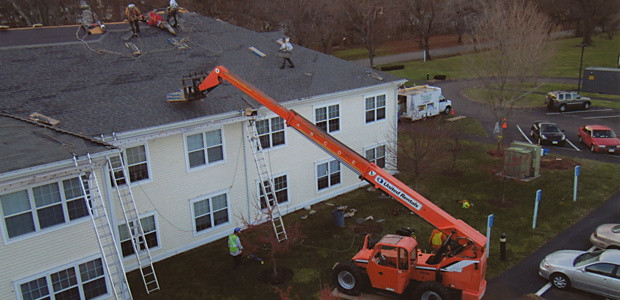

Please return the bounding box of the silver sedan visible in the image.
[591,224,620,249]
[539,249,620,299]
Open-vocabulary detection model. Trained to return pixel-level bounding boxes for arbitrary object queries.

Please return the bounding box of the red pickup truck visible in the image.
[578,125,620,154]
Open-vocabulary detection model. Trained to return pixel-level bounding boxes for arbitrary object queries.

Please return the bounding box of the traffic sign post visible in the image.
[532,189,541,229]
[486,214,493,258]
[574,165,580,201]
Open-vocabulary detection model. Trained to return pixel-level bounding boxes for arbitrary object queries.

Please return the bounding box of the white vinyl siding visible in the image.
[17,258,108,300]
[365,94,387,123]
[0,177,89,239]
[186,129,224,169]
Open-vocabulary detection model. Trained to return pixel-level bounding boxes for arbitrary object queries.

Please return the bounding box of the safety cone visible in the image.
[451,108,454,115]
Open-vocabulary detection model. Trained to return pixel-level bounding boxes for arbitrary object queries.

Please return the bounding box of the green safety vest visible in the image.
[228,234,240,252]
[432,232,443,246]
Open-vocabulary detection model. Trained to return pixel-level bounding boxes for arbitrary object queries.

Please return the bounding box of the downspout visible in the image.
[242,121,252,222]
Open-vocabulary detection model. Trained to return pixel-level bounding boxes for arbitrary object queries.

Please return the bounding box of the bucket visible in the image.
[333,209,345,228]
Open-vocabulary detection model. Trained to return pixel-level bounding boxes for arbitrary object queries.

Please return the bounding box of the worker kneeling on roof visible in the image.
[146,11,176,36]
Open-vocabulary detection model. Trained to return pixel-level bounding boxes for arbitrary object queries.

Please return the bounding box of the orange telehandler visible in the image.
[193,66,488,300]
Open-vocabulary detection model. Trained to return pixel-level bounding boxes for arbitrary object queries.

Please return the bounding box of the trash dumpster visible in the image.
[333,209,345,228]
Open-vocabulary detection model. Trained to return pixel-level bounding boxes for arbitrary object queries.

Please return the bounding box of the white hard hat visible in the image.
[129,4,135,8]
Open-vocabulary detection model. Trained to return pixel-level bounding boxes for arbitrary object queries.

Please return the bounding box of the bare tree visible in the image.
[341,0,391,68]
[465,0,555,150]
[400,0,453,61]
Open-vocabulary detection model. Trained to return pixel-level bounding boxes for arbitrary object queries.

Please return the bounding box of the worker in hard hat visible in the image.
[167,0,179,28]
[125,4,141,36]
[278,37,295,69]
[229,227,244,269]
[146,11,176,35]
[429,229,447,252]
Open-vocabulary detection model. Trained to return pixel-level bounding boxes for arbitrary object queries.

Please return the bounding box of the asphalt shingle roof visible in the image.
[0,13,403,172]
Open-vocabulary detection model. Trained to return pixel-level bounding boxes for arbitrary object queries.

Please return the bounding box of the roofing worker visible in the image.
[229,227,244,269]
[167,0,179,28]
[146,11,177,35]
[125,4,141,36]
[429,229,447,252]
[278,37,295,69]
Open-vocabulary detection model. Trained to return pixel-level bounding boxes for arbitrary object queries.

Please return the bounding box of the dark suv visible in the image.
[545,91,591,112]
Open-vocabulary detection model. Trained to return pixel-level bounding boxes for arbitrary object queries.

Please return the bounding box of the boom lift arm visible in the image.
[197,67,487,299]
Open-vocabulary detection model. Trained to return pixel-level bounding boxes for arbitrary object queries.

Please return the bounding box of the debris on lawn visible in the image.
[301,215,308,219]
[392,208,404,215]
[365,215,374,221]
[309,210,316,216]
[337,206,348,210]
[367,186,376,192]
[356,218,365,224]
[376,219,385,223]
[325,203,334,206]
[344,209,357,218]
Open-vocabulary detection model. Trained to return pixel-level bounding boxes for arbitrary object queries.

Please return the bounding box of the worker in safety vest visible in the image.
[125,4,141,36]
[229,227,244,269]
[429,229,447,252]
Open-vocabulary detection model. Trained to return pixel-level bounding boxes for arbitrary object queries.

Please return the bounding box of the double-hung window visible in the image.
[365,94,387,123]
[1,177,89,239]
[191,193,229,233]
[118,215,159,257]
[109,145,149,186]
[365,145,386,168]
[316,160,341,191]
[18,258,108,300]
[315,104,340,133]
[256,117,285,149]
[258,174,289,209]
[187,129,224,169]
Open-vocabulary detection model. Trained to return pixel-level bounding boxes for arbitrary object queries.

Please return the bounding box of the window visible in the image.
[109,145,149,186]
[315,104,340,133]
[317,160,341,191]
[187,129,224,168]
[118,215,159,257]
[365,145,386,168]
[1,177,89,239]
[18,258,107,300]
[256,117,285,149]
[585,263,616,277]
[191,193,229,233]
[365,94,386,123]
[258,174,289,209]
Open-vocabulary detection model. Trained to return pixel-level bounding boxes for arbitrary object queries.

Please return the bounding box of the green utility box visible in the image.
[504,141,541,179]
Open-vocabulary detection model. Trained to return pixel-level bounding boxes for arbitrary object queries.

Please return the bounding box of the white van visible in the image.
[398,85,452,121]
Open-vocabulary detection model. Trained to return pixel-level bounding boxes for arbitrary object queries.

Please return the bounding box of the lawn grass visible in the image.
[127,117,620,300]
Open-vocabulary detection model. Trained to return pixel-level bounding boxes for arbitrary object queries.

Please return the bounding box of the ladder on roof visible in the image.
[107,154,160,294]
[81,156,132,300]
[246,119,288,242]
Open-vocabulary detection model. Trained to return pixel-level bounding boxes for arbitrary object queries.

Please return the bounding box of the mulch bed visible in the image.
[540,157,579,170]
[353,222,384,234]
[257,267,294,285]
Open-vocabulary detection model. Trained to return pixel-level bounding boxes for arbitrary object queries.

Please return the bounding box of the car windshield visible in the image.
[574,250,603,267]
[541,124,560,132]
[593,130,617,138]
[612,225,620,233]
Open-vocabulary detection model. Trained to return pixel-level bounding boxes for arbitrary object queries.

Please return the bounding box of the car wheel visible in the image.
[607,245,620,250]
[333,261,365,296]
[551,273,570,289]
[591,144,596,153]
[559,104,567,112]
[412,281,452,300]
[444,106,451,115]
[530,130,535,138]
[578,136,582,143]
[583,102,590,110]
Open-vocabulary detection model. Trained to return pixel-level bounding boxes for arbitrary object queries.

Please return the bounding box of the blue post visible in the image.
[486,214,493,258]
[533,189,541,229]
[574,166,580,201]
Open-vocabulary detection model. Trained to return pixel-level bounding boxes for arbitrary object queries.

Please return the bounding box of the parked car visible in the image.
[591,224,620,249]
[530,120,566,146]
[539,249,620,299]
[545,91,591,112]
[578,125,620,154]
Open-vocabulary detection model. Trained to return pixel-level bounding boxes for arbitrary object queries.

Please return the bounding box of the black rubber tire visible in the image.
[583,102,590,110]
[559,104,567,112]
[578,135,582,143]
[607,245,620,250]
[333,261,365,296]
[551,273,571,290]
[444,107,451,115]
[412,281,452,300]
[530,130,535,138]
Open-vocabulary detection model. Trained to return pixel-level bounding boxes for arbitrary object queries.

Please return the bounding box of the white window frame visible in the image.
[364,143,386,168]
[14,255,109,300]
[314,103,341,134]
[0,177,91,244]
[255,116,287,150]
[189,190,230,236]
[117,212,161,259]
[184,127,226,171]
[109,144,152,187]
[315,159,342,192]
[256,172,290,210]
[364,93,388,125]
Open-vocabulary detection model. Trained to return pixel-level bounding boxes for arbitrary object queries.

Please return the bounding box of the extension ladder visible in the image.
[246,119,288,242]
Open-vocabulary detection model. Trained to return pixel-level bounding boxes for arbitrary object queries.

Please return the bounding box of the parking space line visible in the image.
[546,108,612,115]
[566,139,580,151]
[516,125,533,144]
[583,115,620,119]
[535,283,551,296]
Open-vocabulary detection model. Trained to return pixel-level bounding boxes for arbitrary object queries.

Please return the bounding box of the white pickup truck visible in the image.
[398,85,452,121]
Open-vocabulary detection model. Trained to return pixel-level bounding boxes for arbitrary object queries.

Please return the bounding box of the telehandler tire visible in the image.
[412,281,452,300]
[333,261,365,296]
